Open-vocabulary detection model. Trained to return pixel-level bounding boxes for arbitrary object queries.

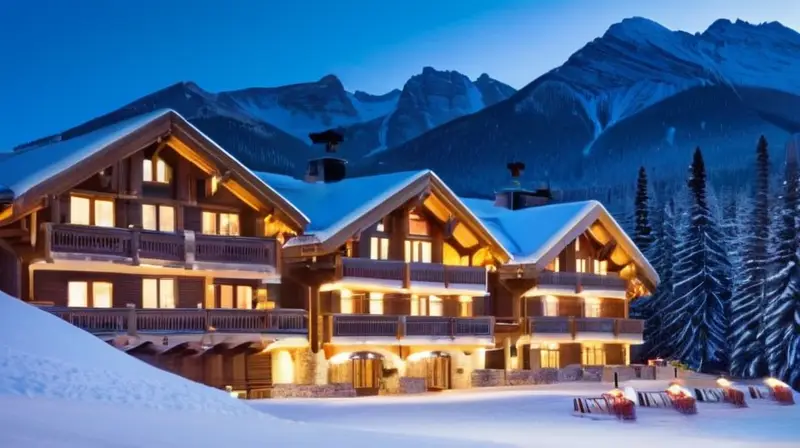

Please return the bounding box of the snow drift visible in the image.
[0,291,256,415]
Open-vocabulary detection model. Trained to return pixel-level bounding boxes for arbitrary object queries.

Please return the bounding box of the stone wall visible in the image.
[471,369,505,387]
[293,349,314,385]
[269,383,356,399]
[380,375,427,395]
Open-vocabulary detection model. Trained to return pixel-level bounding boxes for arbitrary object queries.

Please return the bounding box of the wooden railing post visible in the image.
[443,265,450,288]
[126,303,137,336]
[131,230,141,265]
[402,263,411,289]
[397,315,406,339]
[569,317,576,340]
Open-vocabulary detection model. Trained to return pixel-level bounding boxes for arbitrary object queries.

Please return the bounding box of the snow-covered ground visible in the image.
[2,291,798,447]
[0,293,497,448]
[254,382,800,448]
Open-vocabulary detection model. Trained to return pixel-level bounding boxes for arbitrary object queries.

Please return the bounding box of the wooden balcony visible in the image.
[40,306,307,335]
[45,223,277,269]
[326,314,494,340]
[526,316,643,341]
[337,257,487,291]
[536,271,627,291]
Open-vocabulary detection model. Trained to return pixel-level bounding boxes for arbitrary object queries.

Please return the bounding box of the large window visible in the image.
[340,289,354,314]
[584,297,601,318]
[408,211,429,236]
[216,284,253,309]
[546,257,560,272]
[142,278,176,309]
[543,296,558,317]
[368,292,384,315]
[67,281,112,308]
[593,259,608,275]
[405,240,432,263]
[576,258,587,273]
[410,295,420,316]
[428,295,443,316]
[540,343,560,368]
[202,211,240,236]
[143,158,172,184]
[582,344,606,365]
[369,237,389,260]
[142,204,176,232]
[70,195,114,227]
[459,296,473,317]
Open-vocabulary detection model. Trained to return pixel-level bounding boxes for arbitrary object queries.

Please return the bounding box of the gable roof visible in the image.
[463,198,659,289]
[256,170,512,261]
[0,109,309,228]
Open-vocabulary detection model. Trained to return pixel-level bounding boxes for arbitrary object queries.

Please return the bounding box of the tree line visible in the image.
[632,136,800,388]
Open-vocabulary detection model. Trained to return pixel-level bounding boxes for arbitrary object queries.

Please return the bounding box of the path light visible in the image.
[716,377,732,388]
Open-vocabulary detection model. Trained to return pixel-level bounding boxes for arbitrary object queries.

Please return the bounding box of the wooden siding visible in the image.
[0,242,20,298]
[32,270,203,308]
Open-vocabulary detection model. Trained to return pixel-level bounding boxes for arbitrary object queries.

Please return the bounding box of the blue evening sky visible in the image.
[1,0,797,149]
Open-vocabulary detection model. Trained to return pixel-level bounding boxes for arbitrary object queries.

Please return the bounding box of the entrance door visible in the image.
[424,355,451,390]
[352,357,382,396]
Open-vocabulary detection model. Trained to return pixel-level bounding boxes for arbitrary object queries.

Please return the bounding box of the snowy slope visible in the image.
[0,292,500,447]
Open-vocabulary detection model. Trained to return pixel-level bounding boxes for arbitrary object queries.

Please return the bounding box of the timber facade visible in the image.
[0,109,657,397]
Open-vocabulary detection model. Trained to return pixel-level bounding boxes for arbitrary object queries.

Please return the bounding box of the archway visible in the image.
[406,351,452,390]
[329,351,386,396]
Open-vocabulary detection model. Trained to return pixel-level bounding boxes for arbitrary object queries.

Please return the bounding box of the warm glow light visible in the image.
[765,377,789,388]
[340,288,353,298]
[407,351,434,362]
[717,377,733,388]
[607,388,624,397]
[667,384,685,395]
[328,352,354,365]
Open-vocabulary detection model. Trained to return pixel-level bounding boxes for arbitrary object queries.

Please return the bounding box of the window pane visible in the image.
[368,292,383,315]
[67,282,88,307]
[202,212,217,235]
[227,214,240,236]
[410,295,419,316]
[156,159,170,183]
[143,159,153,182]
[236,286,253,309]
[408,212,429,235]
[370,237,379,260]
[142,204,157,231]
[92,282,113,308]
[421,242,432,263]
[94,199,115,227]
[404,240,411,262]
[142,279,158,308]
[379,238,389,260]
[220,285,234,308]
[69,196,91,226]
[159,279,175,308]
[544,296,558,317]
[159,205,175,232]
[428,295,443,316]
[459,296,472,317]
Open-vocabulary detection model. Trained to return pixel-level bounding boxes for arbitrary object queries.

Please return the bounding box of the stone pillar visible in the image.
[271,349,295,384]
[503,338,512,370]
[624,344,631,366]
[311,350,329,385]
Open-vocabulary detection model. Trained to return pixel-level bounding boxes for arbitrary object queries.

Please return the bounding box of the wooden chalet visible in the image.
[258,161,512,393]
[0,112,658,397]
[0,109,310,397]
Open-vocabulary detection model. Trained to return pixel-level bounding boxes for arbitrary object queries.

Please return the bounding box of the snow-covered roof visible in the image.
[0,110,172,199]
[0,109,309,227]
[256,170,512,260]
[463,197,659,287]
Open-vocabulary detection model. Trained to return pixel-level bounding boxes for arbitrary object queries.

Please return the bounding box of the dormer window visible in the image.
[143,158,172,184]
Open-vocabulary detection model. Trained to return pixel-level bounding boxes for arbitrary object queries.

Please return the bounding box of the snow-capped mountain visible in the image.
[17,69,515,171]
[358,18,800,198]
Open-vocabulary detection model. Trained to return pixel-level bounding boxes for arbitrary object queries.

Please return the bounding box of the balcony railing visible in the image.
[526,316,643,340]
[40,306,307,335]
[46,223,277,268]
[338,257,487,289]
[326,314,494,339]
[537,271,626,291]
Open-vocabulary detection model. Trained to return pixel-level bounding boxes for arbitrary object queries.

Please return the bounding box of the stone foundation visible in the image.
[471,369,506,387]
[269,383,356,398]
[381,376,427,395]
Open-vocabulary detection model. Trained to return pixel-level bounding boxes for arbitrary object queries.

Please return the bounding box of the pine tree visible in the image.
[730,137,770,378]
[763,136,800,379]
[634,166,655,255]
[668,148,732,372]
[641,199,677,359]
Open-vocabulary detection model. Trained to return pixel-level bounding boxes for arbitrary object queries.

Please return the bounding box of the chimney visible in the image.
[494,161,553,210]
[306,128,347,183]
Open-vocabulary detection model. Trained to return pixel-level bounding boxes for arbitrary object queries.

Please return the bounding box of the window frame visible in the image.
[405,239,432,263]
[69,194,115,227]
[142,277,177,309]
[407,210,430,236]
[202,210,241,236]
[67,280,113,308]
[369,236,390,260]
[141,203,176,232]
[143,158,172,184]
